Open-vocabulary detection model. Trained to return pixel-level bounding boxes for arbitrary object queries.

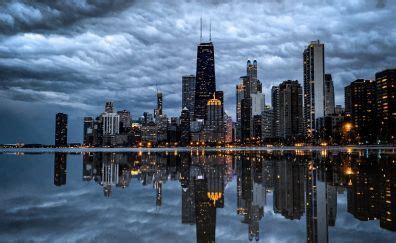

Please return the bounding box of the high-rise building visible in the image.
[117,110,132,133]
[105,101,114,113]
[180,107,191,146]
[195,42,216,120]
[375,68,396,142]
[241,98,252,143]
[262,106,273,140]
[251,93,265,116]
[271,86,280,138]
[224,113,234,144]
[154,92,163,118]
[236,81,246,141]
[344,79,377,142]
[246,60,258,94]
[344,85,352,114]
[324,74,335,116]
[83,117,93,145]
[102,113,120,135]
[55,113,68,147]
[277,80,303,139]
[205,94,224,143]
[182,75,196,119]
[304,40,325,135]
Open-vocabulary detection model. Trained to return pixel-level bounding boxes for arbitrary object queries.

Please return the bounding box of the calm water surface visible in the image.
[0,149,395,242]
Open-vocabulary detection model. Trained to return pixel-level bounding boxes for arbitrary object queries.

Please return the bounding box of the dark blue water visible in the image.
[0,149,394,242]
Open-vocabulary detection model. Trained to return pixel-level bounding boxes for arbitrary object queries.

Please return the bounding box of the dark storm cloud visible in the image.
[0,0,395,143]
[0,0,135,34]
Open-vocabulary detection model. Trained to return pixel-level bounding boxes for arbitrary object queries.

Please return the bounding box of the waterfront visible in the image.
[0,149,395,242]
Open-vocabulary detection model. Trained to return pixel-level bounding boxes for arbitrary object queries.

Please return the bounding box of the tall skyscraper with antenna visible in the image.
[194,18,216,120]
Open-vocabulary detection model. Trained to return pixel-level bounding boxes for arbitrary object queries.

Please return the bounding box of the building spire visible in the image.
[209,17,212,42]
[200,16,202,43]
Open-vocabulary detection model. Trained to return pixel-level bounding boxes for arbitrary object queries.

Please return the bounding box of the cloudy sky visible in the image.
[0,0,395,144]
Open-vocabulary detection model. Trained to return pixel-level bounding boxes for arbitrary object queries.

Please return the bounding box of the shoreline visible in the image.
[0,145,395,153]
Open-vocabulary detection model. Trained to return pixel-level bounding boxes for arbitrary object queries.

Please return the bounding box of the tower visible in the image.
[324,74,335,116]
[303,40,325,136]
[194,22,216,121]
[55,113,68,147]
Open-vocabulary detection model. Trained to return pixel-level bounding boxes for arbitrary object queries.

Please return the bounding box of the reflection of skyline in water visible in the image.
[52,150,395,242]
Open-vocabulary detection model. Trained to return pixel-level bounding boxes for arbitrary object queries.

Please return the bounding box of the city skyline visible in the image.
[1,0,396,144]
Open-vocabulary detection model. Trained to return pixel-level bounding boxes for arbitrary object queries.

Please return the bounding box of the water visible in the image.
[0,149,395,242]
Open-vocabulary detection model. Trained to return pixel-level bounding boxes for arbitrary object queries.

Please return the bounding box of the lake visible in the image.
[0,148,395,242]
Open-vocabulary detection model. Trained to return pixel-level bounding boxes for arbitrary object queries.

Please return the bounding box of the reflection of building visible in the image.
[194,177,216,243]
[236,154,265,242]
[55,113,68,147]
[306,161,328,243]
[54,153,67,186]
[273,158,305,219]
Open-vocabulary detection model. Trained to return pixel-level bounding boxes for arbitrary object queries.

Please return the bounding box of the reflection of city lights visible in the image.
[344,167,354,175]
[207,192,222,206]
[343,122,353,133]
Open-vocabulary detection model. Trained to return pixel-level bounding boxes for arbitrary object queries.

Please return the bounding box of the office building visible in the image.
[324,74,335,116]
[195,42,216,120]
[55,113,68,147]
[180,107,191,146]
[182,75,196,119]
[271,86,280,138]
[375,68,396,142]
[304,40,325,135]
[344,79,376,142]
[277,80,303,139]
[205,94,224,143]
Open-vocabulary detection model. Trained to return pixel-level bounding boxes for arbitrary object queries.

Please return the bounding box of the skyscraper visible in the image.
[344,79,377,142]
[182,75,196,119]
[236,80,246,141]
[304,40,325,135]
[246,60,258,94]
[277,80,303,139]
[375,68,396,143]
[180,107,191,146]
[324,74,335,116]
[195,42,216,120]
[83,117,93,145]
[205,94,224,143]
[271,86,280,138]
[154,92,163,118]
[55,113,68,147]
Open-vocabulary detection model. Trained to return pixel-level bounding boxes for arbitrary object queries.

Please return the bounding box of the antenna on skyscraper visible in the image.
[200,16,203,43]
[209,17,212,42]
[155,80,159,93]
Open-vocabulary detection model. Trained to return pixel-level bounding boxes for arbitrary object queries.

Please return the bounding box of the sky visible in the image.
[0,0,395,144]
